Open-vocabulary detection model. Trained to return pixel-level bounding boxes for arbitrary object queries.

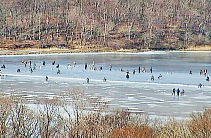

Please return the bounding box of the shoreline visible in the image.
[0,45,211,55]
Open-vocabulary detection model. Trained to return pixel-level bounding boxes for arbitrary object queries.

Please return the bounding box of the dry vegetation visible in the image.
[1,88,211,137]
[1,0,211,54]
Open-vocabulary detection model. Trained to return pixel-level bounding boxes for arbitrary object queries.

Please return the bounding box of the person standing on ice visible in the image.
[52,60,55,65]
[139,66,141,73]
[177,88,180,96]
[172,88,175,95]
[126,71,129,79]
[85,63,88,70]
[46,76,48,81]
[150,67,152,73]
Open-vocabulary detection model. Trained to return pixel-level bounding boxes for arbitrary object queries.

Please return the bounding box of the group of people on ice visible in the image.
[172,88,185,96]
[1,59,210,88]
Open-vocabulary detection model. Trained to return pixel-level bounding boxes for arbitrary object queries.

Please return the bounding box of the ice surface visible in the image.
[0,51,211,118]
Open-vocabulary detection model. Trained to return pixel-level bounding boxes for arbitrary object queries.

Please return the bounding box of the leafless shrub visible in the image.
[156,117,192,138]
[188,108,211,138]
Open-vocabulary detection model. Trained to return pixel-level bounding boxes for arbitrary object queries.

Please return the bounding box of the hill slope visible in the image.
[1,0,211,51]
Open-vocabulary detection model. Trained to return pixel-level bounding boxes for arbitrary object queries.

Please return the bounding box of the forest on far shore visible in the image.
[1,0,211,51]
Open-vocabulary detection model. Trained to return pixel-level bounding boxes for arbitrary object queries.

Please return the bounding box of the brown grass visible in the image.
[110,126,154,138]
[184,45,211,51]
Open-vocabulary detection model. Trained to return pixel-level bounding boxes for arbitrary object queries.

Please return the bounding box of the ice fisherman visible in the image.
[158,74,162,79]
[1,64,5,68]
[181,89,185,96]
[17,69,21,72]
[103,77,107,82]
[57,69,60,74]
[198,83,203,88]
[151,75,154,81]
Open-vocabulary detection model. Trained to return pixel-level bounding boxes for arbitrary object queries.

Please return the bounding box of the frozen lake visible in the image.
[0,51,211,118]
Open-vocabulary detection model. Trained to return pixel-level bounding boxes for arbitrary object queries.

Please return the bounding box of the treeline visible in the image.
[0,88,211,137]
[1,0,211,50]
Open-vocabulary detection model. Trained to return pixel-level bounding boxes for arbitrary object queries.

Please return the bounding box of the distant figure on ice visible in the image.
[30,67,33,73]
[158,74,162,79]
[200,70,203,75]
[103,77,107,82]
[204,69,208,76]
[87,78,89,83]
[177,88,180,96]
[172,88,175,95]
[1,64,5,68]
[109,64,112,71]
[206,75,210,81]
[46,76,48,81]
[139,66,141,73]
[52,60,55,65]
[67,64,71,69]
[33,63,36,70]
[73,61,76,67]
[198,83,203,88]
[150,67,153,73]
[100,67,103,71]
[133,70,135,75]
[17,69,21,72]
[151,75,154,81]
[126,72,129,79]
[57,69,60,74]
[189,70,192,74]
[142,67,146,73]
[43,61,45,66]
[56,64,59,68]
[181,89,185,96]
[120,68,125,72]
[85,63,88,70]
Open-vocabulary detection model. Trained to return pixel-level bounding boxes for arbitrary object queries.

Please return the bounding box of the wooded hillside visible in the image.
[1,0,211,51]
